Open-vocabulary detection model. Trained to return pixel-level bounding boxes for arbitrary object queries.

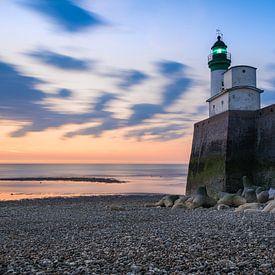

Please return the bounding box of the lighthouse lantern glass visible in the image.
[213,48,226,54]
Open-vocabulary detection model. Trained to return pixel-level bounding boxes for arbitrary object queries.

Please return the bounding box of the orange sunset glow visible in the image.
[0,122,193,163]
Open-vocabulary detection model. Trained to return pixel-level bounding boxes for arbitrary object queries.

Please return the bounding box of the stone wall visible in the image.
[254,104,275,187]
[225,111,256,192]
[186,112,229,195]
[186,104,275,195]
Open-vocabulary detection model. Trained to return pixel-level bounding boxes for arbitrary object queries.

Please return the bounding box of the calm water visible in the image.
[0,164,187,200]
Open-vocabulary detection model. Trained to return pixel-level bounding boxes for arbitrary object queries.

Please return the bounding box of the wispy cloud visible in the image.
[18,0,105,32]
[127,104,164,126]
[28,49,93,71]
[116,70,149,90]
[125,124,185,141]
[0,60,115,137]
[157,60,187,77]
[157,61,192,107]
[56,89,72,98]
[0,58,200,141]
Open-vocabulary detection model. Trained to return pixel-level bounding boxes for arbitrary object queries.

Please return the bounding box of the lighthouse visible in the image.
[207,34,263,117]
[186,34,275,195]
[208,34,231,97]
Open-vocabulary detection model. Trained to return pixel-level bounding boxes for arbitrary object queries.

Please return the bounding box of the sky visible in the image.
[0,0,275,164]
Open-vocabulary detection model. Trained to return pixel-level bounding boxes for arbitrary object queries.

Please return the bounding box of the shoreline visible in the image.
[0,192,168,202]
[0,177,126,183]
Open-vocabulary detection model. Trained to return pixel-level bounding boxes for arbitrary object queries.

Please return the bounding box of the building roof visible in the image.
[223,65,257,74]
[211,35,227,50]
[206,86,264,102]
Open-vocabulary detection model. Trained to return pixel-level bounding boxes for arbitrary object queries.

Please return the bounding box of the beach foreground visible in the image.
[0,195,274,274]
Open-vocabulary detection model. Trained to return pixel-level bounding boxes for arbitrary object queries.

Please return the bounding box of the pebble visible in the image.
[0,195,274,274]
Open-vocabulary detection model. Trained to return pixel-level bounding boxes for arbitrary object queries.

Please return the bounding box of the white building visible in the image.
[207,36,263,117]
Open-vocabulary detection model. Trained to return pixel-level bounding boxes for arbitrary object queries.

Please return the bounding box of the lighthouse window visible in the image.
[242,69,246,73]
[221,100,224,105]
[213,105,215,109]
[213,48,226,54]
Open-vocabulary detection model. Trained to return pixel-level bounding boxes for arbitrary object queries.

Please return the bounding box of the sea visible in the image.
[0,164,187,200]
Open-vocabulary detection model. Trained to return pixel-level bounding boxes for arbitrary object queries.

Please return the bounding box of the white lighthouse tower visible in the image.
[207,35,263,117]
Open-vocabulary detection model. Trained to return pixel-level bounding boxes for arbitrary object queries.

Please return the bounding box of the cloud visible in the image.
[19,0,105,32]
[0,57,197,141]
[94,93,117,111]
[65,102,164,138]
[157,60,187,77]
[117,70,149,90]
[125,124,185,141]
[127,104,164,126]
[194,105,208,115]
[0,60,116,137]
[162,77,192,107]
[65,117,122,138]
[57,89,72,98]
[155,61,192,107]
[28,50,92,71]
[0,61,44,120]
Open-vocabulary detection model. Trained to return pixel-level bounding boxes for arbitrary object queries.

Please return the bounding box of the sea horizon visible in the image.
[0,163,188,200]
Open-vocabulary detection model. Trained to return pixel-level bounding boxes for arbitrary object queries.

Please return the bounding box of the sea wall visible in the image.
[186,112,229,195]
[254,104,275,187]
[225,111,256,192]
[186,104,275,195]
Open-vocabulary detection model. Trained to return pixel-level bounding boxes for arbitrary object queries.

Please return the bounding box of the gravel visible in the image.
[0,195,274,274]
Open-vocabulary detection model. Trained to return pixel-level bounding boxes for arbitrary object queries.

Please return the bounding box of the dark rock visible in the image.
[172,196,189,209]
[243,189,257,203]
[236,189,243,196]
[218,194,246,207]
[163,195,179,207]
[234,203,261,212]
[268,187,275,200]
[262,200,275,213]
[185,186,217,209]
[256,190,269,203]
[255,187,265,194]
[155,195,179,207]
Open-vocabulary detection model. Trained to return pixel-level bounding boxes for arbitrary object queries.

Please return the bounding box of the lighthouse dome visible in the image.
[211,35,227,50]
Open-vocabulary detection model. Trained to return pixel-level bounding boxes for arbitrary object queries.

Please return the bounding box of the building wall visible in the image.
[211,69,226,96]
[209,88,260,117]
[224,66,256,88]
[223,69,232,89]
[229,89,260,111]
[209,92,229,116]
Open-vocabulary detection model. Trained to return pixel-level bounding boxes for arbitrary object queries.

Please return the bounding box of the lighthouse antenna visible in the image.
[216,29,223,40]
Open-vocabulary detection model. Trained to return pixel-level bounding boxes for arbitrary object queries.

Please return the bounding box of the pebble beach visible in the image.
[0,195,274,274]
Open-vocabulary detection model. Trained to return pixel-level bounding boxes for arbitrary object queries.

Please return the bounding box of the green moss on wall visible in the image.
[187,155,226,194]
